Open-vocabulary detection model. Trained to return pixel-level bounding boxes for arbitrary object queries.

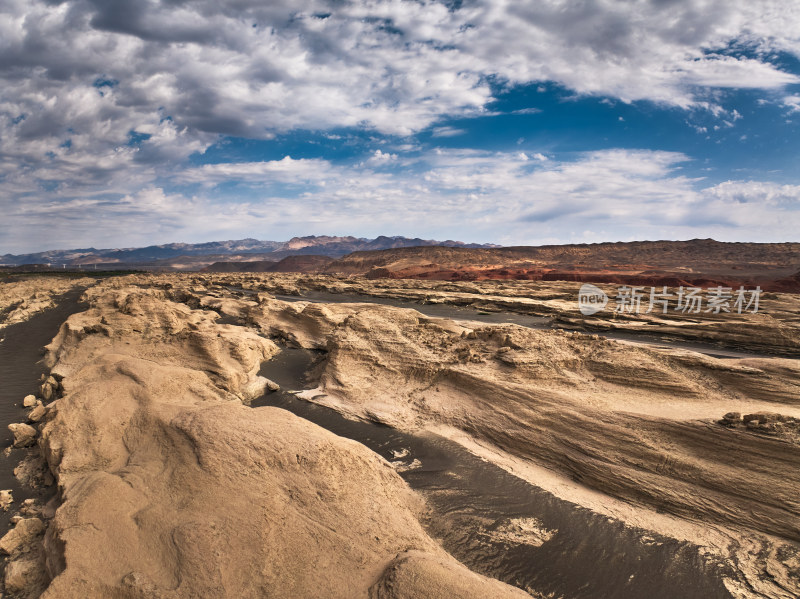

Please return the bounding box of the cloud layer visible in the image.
[4,148,799,252]
[1,0,800,251]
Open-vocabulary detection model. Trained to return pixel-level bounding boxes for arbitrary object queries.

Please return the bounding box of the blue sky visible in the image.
[1,0,800,253]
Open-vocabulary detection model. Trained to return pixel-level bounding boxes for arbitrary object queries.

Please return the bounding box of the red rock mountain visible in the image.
[322,239,800,292]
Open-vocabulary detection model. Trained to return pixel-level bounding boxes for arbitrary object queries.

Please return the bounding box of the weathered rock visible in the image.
[0,489,13,510]
[9,423,37,448]
[14,454,48,488]
[0,517,45,554]
[266,291,800,550]
[722,412,742,424]
[22,395,37,408]
[40,376,59,402]
[28,403,47,423]
[19,498,43,518]
[35,283,525,599]
[0,277,94,329]
[4,557,41,594]
[371,551,530,599]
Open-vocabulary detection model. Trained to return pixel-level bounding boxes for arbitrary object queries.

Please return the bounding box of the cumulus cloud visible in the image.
[1,0,800,250]
[784,95,800,113]
[359,150,397,168]
[2,1,799,146]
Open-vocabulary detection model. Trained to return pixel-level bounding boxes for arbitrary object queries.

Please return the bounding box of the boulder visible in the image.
[4,557,40,594]
[0,489,13,510]
[22,395,37,408]
[0,518,45,554]
[9,423,37,448]
[28,403,47,423]
[722,412,742,423]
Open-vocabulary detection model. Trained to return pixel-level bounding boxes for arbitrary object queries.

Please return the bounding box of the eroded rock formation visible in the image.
[18,282,527,598]
[3,273,799,597]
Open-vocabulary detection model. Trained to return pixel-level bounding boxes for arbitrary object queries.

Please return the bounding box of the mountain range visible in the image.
[202,238,800,292]
[3,237,798,292]
[0,235,499,268]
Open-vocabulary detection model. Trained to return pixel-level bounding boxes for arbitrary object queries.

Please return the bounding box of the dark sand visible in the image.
[0,289,87,529]
[254,347,735,599]
[267,290,790,360]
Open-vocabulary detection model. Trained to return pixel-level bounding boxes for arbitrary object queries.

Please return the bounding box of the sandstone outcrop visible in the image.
[4,272,800,597]
[171,277,798,597]
[220,272,800,355]
[0,489,12,511]
[19,282,528,598]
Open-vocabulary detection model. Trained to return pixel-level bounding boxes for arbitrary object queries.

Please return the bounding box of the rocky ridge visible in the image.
[2,279,528,598]
[0,278,94,330]
[201,272,800,356]
[187,273,800,598]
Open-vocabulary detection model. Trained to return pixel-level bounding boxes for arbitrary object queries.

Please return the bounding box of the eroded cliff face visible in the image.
[28,282,528,598]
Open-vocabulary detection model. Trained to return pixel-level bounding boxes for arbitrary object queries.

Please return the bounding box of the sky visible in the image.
[1,0,800,253]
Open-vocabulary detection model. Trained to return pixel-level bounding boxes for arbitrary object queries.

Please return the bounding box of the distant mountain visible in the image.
[322,239,800,292]
[0,238,283,266]
[201,255,335,273]
[0,236,499,269]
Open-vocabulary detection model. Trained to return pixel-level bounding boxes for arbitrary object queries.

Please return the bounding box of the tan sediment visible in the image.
[17,280,527,598]
[4,272,799,597]
[216,272,800,355]
[0,278,95,329]
[190,274,799,597]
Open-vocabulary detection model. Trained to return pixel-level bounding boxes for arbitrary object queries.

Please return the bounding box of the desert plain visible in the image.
[0,271,798,598]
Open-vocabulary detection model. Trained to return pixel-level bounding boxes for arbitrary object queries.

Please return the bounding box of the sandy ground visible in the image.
[0,278,95,331]
[0,277,528,598]
[1,273,798,598]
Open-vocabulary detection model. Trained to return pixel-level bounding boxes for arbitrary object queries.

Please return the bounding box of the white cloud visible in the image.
[2,1,800,251]
[364,149,398,166]
[2,0,798,158]
[180,157,334,185]
[431,126,467,138]
[784,95,800,113]
[4,148,799,252]
[703,180,800,207]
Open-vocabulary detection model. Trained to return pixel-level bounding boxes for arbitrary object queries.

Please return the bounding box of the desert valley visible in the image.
[0,238,798,598]
[5,0,800,596]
